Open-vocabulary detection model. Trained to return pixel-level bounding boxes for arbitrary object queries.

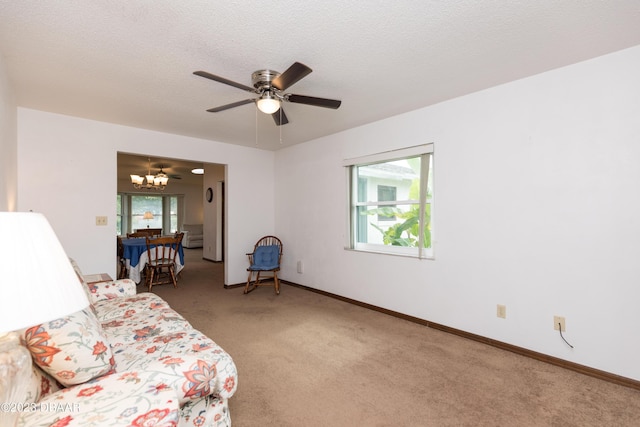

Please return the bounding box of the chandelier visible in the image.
[130,158,169,191]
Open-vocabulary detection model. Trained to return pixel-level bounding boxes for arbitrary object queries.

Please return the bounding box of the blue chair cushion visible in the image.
[250,245,280,271]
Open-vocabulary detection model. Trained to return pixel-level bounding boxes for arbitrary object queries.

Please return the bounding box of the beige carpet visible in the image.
[149,249,640,426]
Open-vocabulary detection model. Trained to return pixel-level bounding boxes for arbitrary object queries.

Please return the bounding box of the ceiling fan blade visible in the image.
[287,94,341,109]
[271,108,289,126]
[206,99,255,112]
[193,71,255,92]
[271,62,312,91]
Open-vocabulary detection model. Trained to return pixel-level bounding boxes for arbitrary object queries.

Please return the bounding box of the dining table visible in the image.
[121,237,185,284]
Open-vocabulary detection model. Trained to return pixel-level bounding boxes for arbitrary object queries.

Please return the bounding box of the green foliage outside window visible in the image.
[365,157,432,248]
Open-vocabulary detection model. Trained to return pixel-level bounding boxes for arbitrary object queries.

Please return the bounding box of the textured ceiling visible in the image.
[1,1,639,150]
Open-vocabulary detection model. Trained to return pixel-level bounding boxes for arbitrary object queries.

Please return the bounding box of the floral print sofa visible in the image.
[17,260,238,426]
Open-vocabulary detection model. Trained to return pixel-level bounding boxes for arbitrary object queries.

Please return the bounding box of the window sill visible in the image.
[344,247,434,260]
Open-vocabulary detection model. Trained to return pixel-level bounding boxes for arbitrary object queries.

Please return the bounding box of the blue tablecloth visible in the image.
[122,238,185,267]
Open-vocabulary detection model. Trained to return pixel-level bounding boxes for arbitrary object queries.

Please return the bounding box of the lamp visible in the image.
[0,212,90,426]
[143,211,154,228]
[130,158,169,191]
[256,92,281,114]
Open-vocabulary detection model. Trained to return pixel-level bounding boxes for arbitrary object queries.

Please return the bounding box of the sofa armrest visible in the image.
[86,278,137,304]
[18,370,180,427]
[183,230,203,239]
[111,329,237,404]
[182,230,204,249]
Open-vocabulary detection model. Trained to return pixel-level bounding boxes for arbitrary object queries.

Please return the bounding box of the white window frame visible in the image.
[344,144,434,259]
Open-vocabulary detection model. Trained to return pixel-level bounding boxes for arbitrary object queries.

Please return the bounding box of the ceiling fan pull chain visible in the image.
[279,109,283,144]
[255,105,259,146]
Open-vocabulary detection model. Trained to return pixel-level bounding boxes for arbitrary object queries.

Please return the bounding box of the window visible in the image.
[117,193,183,235]
[167,196,178,233]
[377,185,397,221]
[345,144,433,258]
[131,195,163,230]
[117,194,123,235]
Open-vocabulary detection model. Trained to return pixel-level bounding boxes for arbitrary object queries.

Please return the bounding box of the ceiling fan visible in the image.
[151,161,182,180]
[193,62,341,126]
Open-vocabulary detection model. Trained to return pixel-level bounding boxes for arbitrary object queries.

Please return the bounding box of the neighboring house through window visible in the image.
[377,185,397,221]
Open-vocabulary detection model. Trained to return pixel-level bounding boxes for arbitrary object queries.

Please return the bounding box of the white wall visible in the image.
[275,45,640,380]
[17,109,275,285]
[0,52,17,211]
[203,163,225,261]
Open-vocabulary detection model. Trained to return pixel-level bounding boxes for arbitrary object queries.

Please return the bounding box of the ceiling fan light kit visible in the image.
[256,92,281,114]
[194,62,341,126]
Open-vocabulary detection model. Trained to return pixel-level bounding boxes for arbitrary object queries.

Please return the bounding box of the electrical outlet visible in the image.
[95,216,108,226]
[554,316,566,332]
[496,304,506,319]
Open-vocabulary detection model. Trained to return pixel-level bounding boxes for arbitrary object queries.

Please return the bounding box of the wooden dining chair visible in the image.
[244,236,283,295]
[145,233,183,291]
[128,229,160,238]
[116,236,128,279]
[136,228,163,236]
[173,232,185,279]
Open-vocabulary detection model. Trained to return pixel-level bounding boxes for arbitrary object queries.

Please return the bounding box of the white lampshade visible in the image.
[143,211,154,220]
[257,95,280,114]
[0,212,89,334]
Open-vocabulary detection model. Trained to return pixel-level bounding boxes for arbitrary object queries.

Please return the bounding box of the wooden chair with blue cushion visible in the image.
[244,236,283,295]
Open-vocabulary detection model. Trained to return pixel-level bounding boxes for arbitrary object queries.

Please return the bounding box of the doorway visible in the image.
[117,152,226,262]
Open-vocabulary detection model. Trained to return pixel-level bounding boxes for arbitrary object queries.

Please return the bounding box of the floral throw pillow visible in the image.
[22,308,115,387]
